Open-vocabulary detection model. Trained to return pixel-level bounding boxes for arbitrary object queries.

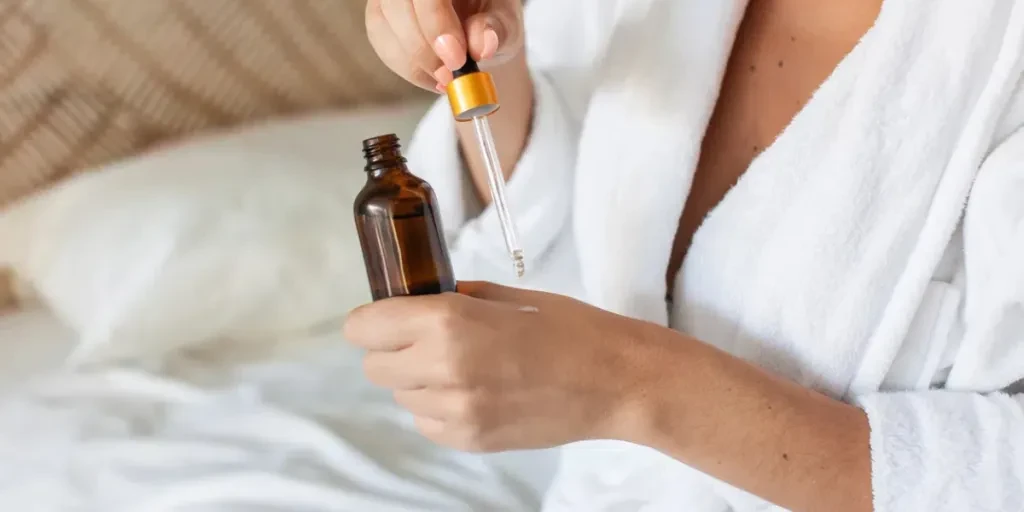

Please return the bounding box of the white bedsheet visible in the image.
[0,100,557,511]
[0,309,558,511]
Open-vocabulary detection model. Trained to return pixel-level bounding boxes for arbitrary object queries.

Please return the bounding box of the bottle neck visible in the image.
[362,134,410,180]
[363,138,406,171]
[366,164,406,180]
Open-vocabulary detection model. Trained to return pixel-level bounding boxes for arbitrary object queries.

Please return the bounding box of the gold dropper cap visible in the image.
[446,56,499,122]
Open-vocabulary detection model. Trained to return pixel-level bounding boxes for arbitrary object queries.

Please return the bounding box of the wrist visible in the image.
[606,326,874,511]
[603,320,697,447]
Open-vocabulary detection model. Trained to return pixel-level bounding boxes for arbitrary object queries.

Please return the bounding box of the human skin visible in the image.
[360,1,883,510]
[344,282,872,512]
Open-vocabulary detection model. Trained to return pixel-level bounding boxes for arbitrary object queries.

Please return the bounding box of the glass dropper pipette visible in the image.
[446,57,525,278]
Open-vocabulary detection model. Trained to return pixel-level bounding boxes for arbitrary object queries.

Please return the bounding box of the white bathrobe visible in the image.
[407,0,1024,510]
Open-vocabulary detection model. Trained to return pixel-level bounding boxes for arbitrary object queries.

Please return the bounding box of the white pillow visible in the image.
[0,103,430,367]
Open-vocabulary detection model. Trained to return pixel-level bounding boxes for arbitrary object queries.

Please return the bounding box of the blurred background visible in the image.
[0,0,428,210]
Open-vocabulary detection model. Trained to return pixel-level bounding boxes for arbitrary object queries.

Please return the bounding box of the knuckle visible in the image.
[411,43,441,68]
[450,391,484,424]
[413,0,449,22]
[436,344,467,384]
[459,429,492,453]
[430,298,473,383]
[455,436,480,452]
[365,1,385,31]
[420,0,447,16]
[430,299,463,335]
[361,355,386,386]
[424,4,452,32]
[365,28,395,65]
[409,68,436,89]
[340,318,358,341]
[342,312,367,342]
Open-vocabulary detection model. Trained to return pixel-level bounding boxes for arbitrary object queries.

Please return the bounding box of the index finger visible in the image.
[342,294,446,351]
[413,0,467,70]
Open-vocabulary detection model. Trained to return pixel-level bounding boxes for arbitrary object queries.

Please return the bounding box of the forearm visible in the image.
[455,52,534,205]
[621,326,873,512]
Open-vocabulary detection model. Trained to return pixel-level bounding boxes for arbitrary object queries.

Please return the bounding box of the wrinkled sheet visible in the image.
[0,310,557,511]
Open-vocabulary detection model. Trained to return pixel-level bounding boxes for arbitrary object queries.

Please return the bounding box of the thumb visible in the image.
[463,9,523,63]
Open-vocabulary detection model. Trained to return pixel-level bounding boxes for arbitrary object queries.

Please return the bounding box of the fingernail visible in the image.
[435,83,447,94]
[433,34,465,70]
[481,29,499,60]
[433,65,454,86]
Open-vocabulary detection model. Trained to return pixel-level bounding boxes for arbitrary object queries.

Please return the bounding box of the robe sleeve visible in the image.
[854,391,1024,511]
[404,0,618,285]
[853,125,1024,511]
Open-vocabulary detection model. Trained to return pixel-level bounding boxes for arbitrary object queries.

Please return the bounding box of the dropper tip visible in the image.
[512,250,525,278]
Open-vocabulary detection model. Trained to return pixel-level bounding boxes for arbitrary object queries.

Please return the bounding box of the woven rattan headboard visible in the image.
[0,0,424,209]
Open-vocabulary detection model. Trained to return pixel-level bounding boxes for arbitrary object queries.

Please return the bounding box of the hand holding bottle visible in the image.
[343,281,659,451]
[365,0,525,92]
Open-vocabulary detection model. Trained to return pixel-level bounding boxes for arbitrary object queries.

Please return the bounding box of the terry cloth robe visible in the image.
[406,0,1024,509]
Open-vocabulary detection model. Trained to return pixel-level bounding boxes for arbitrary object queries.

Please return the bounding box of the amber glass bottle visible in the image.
[354,134,456,301]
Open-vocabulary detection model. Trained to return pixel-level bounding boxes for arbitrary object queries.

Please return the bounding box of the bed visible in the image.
[0,101,559,511]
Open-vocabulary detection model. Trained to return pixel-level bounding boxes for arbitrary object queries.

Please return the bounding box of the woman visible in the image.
[347,0,1024,510]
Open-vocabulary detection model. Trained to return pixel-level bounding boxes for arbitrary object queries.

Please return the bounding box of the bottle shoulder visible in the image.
[354,169,438,217]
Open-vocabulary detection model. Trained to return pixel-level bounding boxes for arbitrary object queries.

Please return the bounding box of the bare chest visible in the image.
[666,5,873,295]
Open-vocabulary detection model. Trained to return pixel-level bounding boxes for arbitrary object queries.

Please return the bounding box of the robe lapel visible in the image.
[574,0,1022,398]
[673,0,1022,397]
[572,0,748,325]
